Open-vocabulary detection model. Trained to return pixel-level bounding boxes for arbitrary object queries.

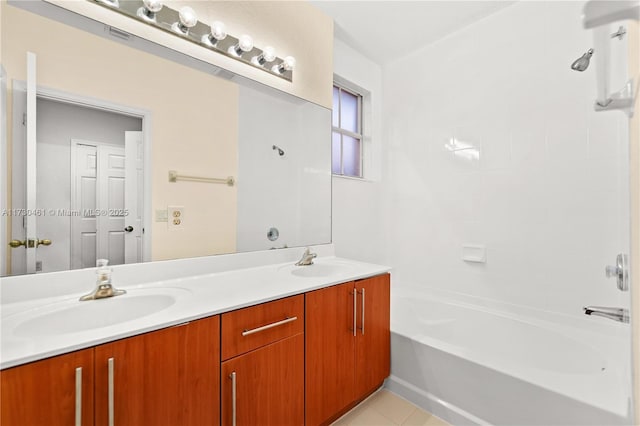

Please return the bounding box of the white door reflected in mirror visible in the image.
[8,53,146,275]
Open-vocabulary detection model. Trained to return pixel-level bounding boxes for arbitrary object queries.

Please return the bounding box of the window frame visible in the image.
[332,82,364,178]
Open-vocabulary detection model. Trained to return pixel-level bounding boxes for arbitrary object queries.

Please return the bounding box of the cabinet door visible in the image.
[305,282,356,426]
[355,273,391,399]
[95,316,220,426]
[221,334,304,426]
[0,348,94,426]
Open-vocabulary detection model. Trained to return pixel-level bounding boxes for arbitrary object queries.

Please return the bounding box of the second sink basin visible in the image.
[11,288,189,337]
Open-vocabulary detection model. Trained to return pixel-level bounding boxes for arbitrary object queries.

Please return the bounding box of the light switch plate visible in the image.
[167,206,184,230]
[155,209,168,222]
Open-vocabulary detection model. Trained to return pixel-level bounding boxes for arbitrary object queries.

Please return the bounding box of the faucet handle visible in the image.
[605,254,629,291]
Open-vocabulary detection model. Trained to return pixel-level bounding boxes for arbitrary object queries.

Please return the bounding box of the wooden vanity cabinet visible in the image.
[94,315,220,426]
[220,295,305,426]
[1,273,389,426]
[305,281,356,425]
[0,348,95,426]
[0,316,219,426]
[354,273,391,398]
[221,334,304,426]
[305,273,390,426]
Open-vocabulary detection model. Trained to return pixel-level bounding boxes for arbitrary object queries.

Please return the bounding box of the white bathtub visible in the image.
[386,288,632,426]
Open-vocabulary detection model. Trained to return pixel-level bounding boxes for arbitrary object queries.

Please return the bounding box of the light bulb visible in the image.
[143,0,162,12]
[202,20,226,46]
[252,46,277,66]
[137,0,162,21]
[273,56,296,73]
[211,21,227,40]
[179,6,197,27]
[262,46,277,62]
[238,35,254,52]
[172,6,197,35]
[229,34,253,56]
[283,56,296,71]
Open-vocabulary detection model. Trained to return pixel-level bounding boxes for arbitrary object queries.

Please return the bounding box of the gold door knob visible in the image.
[37,239,52,247]
[8,239,26,248]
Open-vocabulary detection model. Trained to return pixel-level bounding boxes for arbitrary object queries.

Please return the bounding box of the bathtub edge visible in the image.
[384,375,490,426]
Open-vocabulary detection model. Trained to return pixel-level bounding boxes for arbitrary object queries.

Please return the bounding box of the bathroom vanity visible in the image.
[0,254,390,426]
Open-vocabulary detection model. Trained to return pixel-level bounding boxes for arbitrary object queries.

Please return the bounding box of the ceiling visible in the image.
[310,1,516,65]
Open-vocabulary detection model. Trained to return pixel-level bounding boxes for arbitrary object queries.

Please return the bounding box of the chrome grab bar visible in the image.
[583,306,629,323]
[241,316,297,336]
[75,367,82,426]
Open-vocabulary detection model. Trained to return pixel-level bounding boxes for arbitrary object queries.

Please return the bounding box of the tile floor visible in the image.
[331,389,451,426]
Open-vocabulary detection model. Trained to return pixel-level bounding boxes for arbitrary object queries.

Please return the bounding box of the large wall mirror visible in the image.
[0,0,331,277]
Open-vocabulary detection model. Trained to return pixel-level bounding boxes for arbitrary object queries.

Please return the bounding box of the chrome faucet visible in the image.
[80,259,126,301]
[295,247,317,266]
[583,306,629,323]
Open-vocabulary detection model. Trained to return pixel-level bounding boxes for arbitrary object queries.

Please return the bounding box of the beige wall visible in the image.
[46,0,334,109]
[2,5,239,262]
[630,19,640,426]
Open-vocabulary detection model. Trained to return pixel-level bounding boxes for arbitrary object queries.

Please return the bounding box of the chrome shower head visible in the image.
[571,48,594,72]
[272,145,285,156]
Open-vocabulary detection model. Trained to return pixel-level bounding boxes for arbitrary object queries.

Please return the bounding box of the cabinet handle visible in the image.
[241,316,298,336]
[360,288,365,335]
[75,367,82,426]
[108,357,115,426]
[353,288,357,337]
[230,371,237,426]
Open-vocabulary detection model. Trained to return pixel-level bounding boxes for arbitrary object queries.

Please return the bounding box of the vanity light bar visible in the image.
[91,0,295,82]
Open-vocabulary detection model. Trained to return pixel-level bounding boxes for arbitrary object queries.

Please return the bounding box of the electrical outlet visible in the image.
[167,206,184,230]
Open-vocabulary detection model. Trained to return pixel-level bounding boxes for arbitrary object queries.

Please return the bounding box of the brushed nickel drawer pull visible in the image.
[360,288,365,335]
[230,371,237,426]
[75,367,82,426]
[353,288,357,337]
[242,316,298,336]
[108,357,115,426]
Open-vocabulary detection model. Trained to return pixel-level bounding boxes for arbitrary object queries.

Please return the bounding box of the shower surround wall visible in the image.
[236,84,331,252]
[378,0,630,317]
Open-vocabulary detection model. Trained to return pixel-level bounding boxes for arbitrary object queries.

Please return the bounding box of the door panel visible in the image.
[355,274,391,399]
[98,145,125,264]
[0,349,94,426]
[305,282,356,426]
[221,334,304,426]
[25,51,36,273]
[95,316,220,426]
[124,131,143,263]
[71,143,97,269]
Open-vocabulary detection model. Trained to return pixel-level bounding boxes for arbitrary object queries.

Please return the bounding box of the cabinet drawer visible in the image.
[221,295,304,360]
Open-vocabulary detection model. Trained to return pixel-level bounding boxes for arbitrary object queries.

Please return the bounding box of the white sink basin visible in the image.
[288,262,354,278]
[11,288,189,337]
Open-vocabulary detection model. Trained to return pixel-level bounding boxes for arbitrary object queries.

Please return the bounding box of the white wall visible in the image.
[332,1,630,318]
[236,84,331,251]
[36,98,141,273]
[331,38,385,263]
[378,0,630,317]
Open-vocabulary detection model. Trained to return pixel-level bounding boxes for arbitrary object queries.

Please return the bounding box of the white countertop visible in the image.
[1,254,390,369]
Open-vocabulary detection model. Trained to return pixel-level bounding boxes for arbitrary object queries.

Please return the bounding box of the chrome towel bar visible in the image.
[168,170,235,186]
